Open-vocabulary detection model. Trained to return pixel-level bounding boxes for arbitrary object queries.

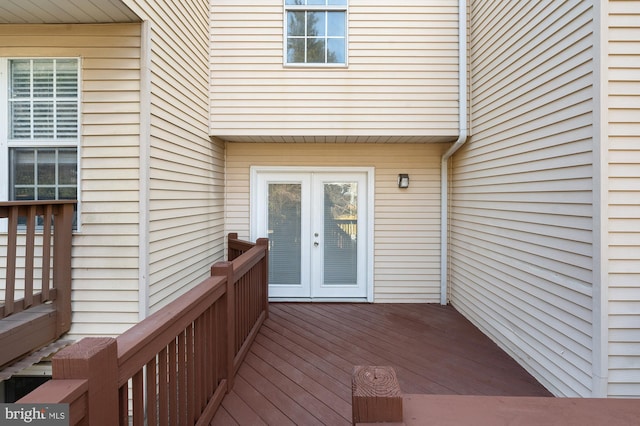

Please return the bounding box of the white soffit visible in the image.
[0,0,141,24]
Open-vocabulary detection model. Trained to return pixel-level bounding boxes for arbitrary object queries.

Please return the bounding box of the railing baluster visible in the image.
[5,206,18,317]
[24,204,36,308]
[215,297,225,392]
[159,347,169,426]
[132,370,144,426]
[169,338,178,425]
[41,204,53,301]
[186,323,195,424]
[146,356,158,426]
[119,384,129,426]
[257,238,269,320]
[178,330,187,426]
[210,302,218,398]
[194,314,205,414]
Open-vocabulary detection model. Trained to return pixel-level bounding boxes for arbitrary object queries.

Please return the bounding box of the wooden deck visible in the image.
[212,303,551,425]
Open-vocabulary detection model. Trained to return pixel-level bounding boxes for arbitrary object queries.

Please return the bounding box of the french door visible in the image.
[253,170,369,299]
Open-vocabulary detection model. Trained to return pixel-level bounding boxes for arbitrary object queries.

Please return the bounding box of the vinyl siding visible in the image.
[210,0,460,143]
[451,1,596,396]
[0,23,143,337]
[123,0,225,312]
[226,143,445,302]
[607,0,640,398]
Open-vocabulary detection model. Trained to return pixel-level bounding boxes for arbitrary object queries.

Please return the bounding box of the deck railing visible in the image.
[19,234,269,426]
[0,200,75,369]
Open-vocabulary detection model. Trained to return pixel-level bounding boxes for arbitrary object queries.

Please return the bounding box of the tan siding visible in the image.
[124,0,225,311]
[452,1,595,396]
[226,143,445,302]
[0,23,142,338]
[210,0,460,142]
[607,0,640,398]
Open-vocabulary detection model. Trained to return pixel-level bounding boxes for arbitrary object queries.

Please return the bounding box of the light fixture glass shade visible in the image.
[398,174,409,188]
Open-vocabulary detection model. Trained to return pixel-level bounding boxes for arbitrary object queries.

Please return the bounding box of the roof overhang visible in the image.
[216,135,459,144]
[0,0,141,24]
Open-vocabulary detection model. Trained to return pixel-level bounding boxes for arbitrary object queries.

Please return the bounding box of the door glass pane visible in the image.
[268,183,302,285]
[323,182,357,285]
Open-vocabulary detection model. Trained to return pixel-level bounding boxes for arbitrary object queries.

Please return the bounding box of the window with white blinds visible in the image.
[9,59,78,140]
[2,58,79,213]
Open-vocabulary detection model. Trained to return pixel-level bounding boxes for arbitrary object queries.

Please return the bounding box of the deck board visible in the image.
[212,303,551,425]
[0,304,58,370]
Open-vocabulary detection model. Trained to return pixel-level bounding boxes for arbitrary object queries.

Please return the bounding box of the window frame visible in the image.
[0,57,81,231]
[283,0,349,68]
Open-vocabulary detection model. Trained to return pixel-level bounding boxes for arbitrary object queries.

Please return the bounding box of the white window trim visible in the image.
[283,1,349,68]
[0,59,9,205]
[0,57,82,233]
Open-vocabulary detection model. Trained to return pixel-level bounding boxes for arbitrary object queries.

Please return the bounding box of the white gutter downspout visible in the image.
[440,0,468,305]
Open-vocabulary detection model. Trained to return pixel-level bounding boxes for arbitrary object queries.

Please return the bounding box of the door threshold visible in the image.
[269,297,370,303]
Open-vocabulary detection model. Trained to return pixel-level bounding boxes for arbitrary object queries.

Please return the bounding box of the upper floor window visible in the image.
[1,58,79,217]
[285,0,348,66]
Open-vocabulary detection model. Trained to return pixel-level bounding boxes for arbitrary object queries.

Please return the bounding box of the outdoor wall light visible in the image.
[398,174,410,188]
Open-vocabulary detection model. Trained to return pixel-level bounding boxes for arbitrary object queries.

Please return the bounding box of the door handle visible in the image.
[314,241,319,247]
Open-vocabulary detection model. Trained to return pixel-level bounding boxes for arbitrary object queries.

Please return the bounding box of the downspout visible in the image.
[440,0,468,305]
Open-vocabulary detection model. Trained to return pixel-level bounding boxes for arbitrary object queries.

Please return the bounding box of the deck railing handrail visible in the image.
[19,233,269,426]
[0,200,76,369]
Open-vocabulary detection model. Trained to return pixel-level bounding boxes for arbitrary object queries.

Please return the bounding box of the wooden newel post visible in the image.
[52,337,119,426]
[352,366,403,425]
[256,238,269,319]
[211,261,235,390]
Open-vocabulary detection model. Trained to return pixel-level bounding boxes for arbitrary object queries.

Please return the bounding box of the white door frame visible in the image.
[251,166,375,302]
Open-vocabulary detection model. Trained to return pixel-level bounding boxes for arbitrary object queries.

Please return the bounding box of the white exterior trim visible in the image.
[591,0,609,398]
[0,59,7,233]
[138,21,152,320]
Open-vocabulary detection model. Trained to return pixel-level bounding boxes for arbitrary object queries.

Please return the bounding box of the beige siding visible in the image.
[226,143,445,302]
[210,0,460,142]
[123,0,225,312]
[451,1,596,396]
[608,0,640,398]
[0,23,143,337]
